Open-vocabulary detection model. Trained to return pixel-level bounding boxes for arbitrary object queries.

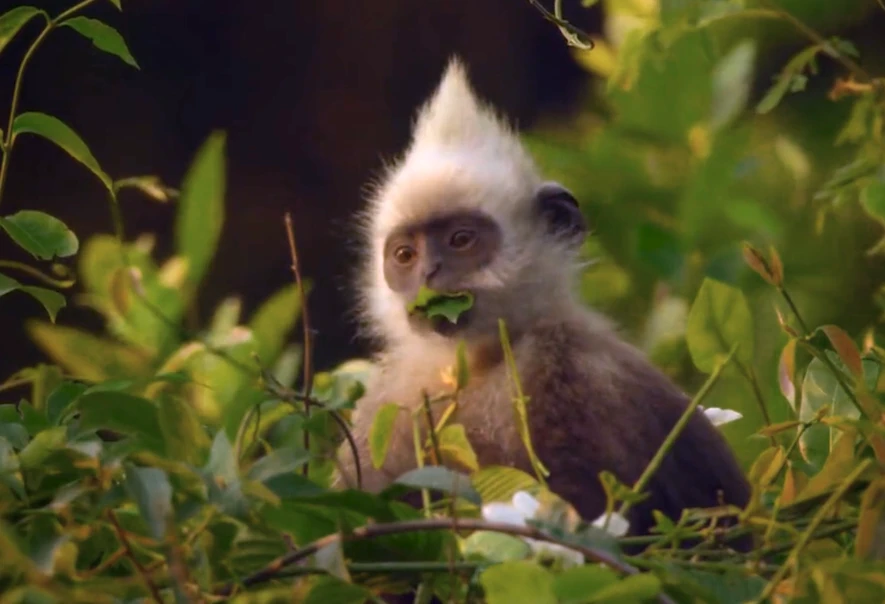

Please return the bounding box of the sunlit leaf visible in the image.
[0,6,45,57]
[554,566,620,603]
[686,278,753,373]
[480,560,557,604]
[437,423,479,472]
[248,283,305,366]
[12,112,112,192]
[472,466,540,504]
[462,530,532,563]
[175,131,226,290]
[157,394,210,465]
[0,210,78,260]
[369,403,401,469]
[710,40,756,131]
[60,17,138,68]
[407,285,474,324]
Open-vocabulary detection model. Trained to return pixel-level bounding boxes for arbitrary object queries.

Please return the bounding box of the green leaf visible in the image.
[710,40,756,131]
[480,560,557,604]
[246,446,311,483]
[462,530,531,563]
[107,0,122,10]
[369,402,401,469]
[756,43,828,114]
[60,17,138,68]
[75,391,164,454]
[175,131,226,290]
[861,178,885,226]
[12,112,112,192]
[124,464,173,540]
[157,394,210,465]
[554,566,620,604]
[0,273,66,322]
[388,466,482,505]
[0,6,46,57]
[437,423,479,472]
[407,285,475,323]
[248,283,305,365]
[0,437,26,499]
[586,574,661,603]
[17,426,65,469]
[0,210,78,260]
[686,278,753,373]
[472,465,540,504]
[304,575,373,604]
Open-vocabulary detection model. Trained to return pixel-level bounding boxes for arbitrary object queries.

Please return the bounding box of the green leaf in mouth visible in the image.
[406,285,475,324]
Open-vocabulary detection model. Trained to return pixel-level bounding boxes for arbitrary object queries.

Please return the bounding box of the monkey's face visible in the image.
[380,183,586,340]
[382,209,501,336]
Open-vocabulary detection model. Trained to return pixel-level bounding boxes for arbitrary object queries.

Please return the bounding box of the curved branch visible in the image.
[215,518,676,604]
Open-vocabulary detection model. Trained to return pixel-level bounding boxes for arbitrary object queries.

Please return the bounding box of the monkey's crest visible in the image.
[357,57,565,348]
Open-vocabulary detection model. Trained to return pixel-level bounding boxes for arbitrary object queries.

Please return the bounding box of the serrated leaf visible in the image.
[480,560,557,604]
[12,112,112,192]
[369,402,401,469]
[407,285,474,323]
[0,273,66,322]
[175,131,226,290]
[0,210,78,260]
[60,17,137,68]
[686,278,753,373]
[472,465,540,504]
[389,466,481,505]
[0,6,45,57]
[124,464,172,540]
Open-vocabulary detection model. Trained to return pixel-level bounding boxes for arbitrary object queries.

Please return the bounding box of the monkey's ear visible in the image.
[536,182,587,246]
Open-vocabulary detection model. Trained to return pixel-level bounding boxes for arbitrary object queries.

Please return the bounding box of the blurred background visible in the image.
[2,0,885,467]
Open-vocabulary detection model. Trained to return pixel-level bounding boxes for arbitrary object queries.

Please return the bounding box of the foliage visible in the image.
[2,0,885,602]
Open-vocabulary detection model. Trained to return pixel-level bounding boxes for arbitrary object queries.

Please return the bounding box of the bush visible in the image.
[2,1,885,602]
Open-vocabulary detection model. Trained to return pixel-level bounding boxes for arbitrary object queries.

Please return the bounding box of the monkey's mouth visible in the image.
[430,308,471,336]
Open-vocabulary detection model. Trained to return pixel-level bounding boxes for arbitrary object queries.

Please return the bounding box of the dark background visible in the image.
[1,0,883,380]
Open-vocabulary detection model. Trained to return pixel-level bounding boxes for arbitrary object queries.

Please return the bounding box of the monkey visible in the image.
[334,57,752,545]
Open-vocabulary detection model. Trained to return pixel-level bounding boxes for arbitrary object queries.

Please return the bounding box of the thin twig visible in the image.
[758,0,874,83]
[214,518,677,604]
[620,345,738,518]
[525,0,594,49]
[0,0,99,208]
[284,212,314,477]
[421,391,442,465]
[107,510,163,604]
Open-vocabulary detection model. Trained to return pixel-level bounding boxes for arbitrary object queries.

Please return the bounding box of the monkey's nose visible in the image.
[423,260,442,284]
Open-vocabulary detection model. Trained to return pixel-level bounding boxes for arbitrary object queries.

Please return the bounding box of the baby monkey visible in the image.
[336,58,751,539]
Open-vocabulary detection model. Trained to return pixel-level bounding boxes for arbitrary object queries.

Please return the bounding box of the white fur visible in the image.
[356,57,576,349]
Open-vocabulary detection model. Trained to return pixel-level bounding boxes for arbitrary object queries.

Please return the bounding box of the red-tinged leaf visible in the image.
[742,242,777,285]
[856,477,885,560]
[819,325,864,381]
[779,339,798,408]
[768,245,784,286]
[758,420,802,437]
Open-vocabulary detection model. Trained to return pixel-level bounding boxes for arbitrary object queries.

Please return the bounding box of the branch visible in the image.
[107,510,163,604]
[214,518,677,604]
[283,212,315,476]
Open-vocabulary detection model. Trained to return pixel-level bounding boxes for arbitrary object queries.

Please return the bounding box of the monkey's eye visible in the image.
[393,245,417,265]
[449,229,476,250]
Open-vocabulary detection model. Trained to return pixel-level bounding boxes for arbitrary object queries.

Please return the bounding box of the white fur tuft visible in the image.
[355,56,568,347]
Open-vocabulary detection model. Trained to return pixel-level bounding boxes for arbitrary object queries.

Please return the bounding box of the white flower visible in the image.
[698,405,743,427]
[590,511,630,537]
[480,491,632,568]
